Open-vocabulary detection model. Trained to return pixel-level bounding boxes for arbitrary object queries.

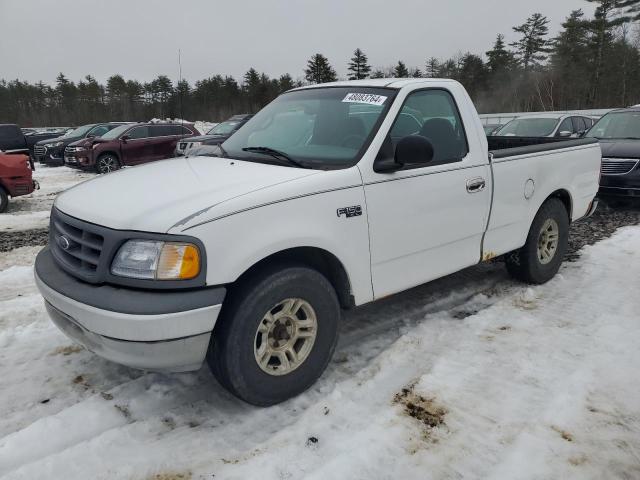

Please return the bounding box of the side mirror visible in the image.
[374,135,435,173]
[121,135,130,142]
[87,134,96,138]
[395,135,434,167]
[558,131,572,138]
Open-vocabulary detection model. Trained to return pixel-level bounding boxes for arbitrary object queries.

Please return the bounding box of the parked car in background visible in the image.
[483,124,501,136]
[34,122,130,166]
[36,79,601,406]
[0,124,64,163]
[65,122,198,173]
[175,114,253,156]
[494,114,594,138]
[0,153,38,212]
[586,107,640,198]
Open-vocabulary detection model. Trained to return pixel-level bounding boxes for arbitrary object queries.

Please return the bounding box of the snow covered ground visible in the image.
[0,220,639,478]
[0,166,93,232]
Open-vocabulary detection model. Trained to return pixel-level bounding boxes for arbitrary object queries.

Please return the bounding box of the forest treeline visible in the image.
[1,0,639,126]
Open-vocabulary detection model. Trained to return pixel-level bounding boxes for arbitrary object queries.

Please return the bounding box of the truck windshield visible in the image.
[221,87,396,169]
[494,118,559,137]
[586,111,640,140]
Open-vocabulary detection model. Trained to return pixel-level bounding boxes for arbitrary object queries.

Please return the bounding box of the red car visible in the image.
[0,153,39,213]
[64,122,198,174]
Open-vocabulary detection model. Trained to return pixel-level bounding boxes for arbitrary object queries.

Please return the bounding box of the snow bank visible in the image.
[0,228,639,479]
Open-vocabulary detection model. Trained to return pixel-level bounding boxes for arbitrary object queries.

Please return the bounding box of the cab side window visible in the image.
[389,89,468,164]
[557,118,574,136]
[127,126,149,139]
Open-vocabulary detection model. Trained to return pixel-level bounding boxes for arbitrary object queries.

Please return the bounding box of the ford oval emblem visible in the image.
[57,235,71,250]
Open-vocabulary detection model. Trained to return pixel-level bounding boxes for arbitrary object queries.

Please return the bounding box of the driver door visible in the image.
[121,126,152,165]
[361,88,492,299]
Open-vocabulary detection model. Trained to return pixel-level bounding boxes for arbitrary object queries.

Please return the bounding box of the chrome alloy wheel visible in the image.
[537,218,559,265]
[254,298,318,376]
[98,156,117,173]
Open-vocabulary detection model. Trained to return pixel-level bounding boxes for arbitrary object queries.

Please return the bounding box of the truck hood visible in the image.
[598,139,640,159]
[55,156,320,232]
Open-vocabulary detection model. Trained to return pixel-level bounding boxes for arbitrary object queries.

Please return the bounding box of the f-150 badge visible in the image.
[337,206,362,218]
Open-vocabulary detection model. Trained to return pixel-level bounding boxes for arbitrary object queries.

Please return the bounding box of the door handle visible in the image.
[466,177,486,193]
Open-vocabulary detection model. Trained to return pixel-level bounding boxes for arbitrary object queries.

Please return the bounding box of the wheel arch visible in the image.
[97,150,120,161]
[229,246,354,310]
[546,188,573,221]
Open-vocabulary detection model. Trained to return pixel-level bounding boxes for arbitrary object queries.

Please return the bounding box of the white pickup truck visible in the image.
[35,79,601,405]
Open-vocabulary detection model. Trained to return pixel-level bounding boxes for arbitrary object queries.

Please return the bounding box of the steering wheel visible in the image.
[341,134,365,149]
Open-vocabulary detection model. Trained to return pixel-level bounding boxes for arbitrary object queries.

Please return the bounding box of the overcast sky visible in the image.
[1,0,593,85]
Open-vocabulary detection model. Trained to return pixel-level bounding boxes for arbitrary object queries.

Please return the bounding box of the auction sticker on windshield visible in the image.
[342,93,387,106]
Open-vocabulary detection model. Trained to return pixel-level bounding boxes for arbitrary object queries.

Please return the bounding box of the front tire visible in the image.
[208,265,340,406]
[96,154,120,174]
[506,198,569,284]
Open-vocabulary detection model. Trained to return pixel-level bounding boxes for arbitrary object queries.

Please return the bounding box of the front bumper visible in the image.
[35,248,225,372]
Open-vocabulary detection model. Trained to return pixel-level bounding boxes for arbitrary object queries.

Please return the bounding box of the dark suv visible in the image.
[65,122,197,173]
[586,107,640,198]
[34,122,130,166]
[175,114,253,156]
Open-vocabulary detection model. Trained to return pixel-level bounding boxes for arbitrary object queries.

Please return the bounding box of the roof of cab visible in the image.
[291,78,461,91]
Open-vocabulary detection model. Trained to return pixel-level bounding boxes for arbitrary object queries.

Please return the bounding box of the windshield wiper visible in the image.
[242,146,309,169]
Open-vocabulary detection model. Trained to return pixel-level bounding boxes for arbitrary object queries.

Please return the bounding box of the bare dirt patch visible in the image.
[551,425,574,442]
[145,472,192,480]
[394,384,447,432]
[50,345,83,356]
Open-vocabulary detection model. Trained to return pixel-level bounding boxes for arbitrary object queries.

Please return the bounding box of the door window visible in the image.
[388,89,468,164]
[571,117,586,134]
[556,118,574,136]
[127,126,150,139]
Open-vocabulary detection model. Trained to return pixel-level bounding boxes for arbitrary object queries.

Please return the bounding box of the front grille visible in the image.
[601,158,639,176]
[50,208,104,279]
[34,145,46,156]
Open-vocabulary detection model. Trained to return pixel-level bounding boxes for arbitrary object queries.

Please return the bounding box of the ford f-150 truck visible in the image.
[35,79,601,406]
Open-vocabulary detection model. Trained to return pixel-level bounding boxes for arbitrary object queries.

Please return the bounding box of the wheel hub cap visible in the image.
[254,298,318,376]
[537,218,559,265]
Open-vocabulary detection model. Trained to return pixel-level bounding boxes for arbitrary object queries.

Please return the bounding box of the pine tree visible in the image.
[425,57,440,77]
[618,0,640,20]
[305,54,337,84]
[486,34,516,72]
[394,61,409,78]
[347,48,372,80]
[586,1,627,104]
[370,69,385,79]
[510,13,553,70]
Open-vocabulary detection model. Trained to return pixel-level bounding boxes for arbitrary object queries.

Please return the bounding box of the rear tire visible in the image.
[505,198,569,284]
[0,188,8,213]
[208,265,340,406]
[96,154,120,174]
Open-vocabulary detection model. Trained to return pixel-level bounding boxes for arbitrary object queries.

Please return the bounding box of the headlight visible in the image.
[75,146,87,151]
[111,240,201,280]
[45,141,64,148]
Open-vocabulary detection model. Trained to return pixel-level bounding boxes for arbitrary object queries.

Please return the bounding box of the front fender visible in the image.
[181,185,374,305]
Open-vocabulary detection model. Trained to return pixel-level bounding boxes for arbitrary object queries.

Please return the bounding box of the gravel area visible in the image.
[567,198,640,260]
[0,229,49,253]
